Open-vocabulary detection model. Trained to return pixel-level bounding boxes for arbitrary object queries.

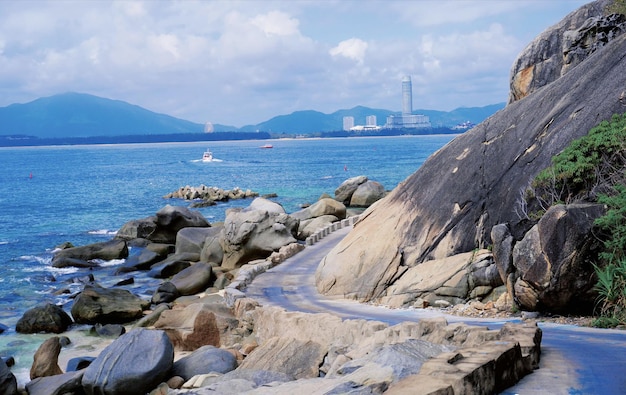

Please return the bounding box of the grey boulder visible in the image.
[171,345,238,380]
[71,284,147,324]
[349,180,385,207]
[82,328,174,395]
[16,303,73,334]
[220,209,298,269]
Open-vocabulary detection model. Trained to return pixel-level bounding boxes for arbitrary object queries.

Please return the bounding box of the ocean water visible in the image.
[0,135,454,384]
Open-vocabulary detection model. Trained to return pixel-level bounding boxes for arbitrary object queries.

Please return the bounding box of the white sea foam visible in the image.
[94,258,125,267]
[88,229,118,236]
[19,255,52,266]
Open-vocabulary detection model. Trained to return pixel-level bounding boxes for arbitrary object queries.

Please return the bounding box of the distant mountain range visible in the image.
[0,92,505,139]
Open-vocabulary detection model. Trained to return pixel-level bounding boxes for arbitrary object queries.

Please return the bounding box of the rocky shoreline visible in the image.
[0,176,545,394]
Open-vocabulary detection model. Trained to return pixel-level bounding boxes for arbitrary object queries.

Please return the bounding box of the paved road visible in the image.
[244,226,626,394]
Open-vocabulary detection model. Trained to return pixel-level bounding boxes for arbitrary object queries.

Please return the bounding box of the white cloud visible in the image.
[252,11,300,36]
[0,0,590,125]
[329,38,368,64]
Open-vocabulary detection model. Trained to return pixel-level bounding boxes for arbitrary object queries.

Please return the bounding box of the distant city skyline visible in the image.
[344,75,431,131]
[0,1,589,126]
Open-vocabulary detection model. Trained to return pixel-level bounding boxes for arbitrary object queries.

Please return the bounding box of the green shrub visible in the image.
[523,112,626,327]
[525,112,626,216]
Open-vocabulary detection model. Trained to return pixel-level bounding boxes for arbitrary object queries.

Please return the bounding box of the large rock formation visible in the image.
[116,205,209,244]
[509,0,625,103]
[505,204,605,313]
[316,12,626,304]
[220,209,299,269]
[71,284,147,324]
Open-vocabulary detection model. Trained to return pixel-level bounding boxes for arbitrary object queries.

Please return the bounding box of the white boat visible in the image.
[259,144,273,149]
[202,149,213,162]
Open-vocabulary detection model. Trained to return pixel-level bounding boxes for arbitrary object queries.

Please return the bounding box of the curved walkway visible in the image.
[235,224,626,394]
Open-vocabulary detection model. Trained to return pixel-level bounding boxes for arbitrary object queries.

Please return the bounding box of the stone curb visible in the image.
[224,215,360,307]
[304,215,360,246]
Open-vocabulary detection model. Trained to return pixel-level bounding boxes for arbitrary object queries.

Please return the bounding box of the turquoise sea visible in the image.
[0,135,455,384]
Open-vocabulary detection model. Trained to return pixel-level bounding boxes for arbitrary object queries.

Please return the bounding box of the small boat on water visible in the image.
[259,144,273,149]
[202,149,214,162]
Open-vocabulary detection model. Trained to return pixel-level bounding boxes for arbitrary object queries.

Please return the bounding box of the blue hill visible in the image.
[0,92,209,138]
[0,92,505,139]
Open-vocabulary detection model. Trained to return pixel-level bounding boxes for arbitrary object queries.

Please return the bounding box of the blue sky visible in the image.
[0,0,590,126]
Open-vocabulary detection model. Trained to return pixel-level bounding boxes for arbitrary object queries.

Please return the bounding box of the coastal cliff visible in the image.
[316,0,626,308]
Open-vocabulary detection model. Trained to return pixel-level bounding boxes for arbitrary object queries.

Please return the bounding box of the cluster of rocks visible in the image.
[333,175,386,207]
[3,294,542,395]
[318,202,605,315]
[1,175,393,392]
[163,185,260,208]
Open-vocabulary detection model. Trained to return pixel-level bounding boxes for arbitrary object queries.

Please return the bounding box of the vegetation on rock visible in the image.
[606,0,626,15]
[523,112,626,327]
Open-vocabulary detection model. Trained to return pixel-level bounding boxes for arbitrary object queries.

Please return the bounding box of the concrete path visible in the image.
[244,226,626,394]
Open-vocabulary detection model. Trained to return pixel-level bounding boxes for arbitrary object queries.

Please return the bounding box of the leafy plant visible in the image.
[521,112,626,326]
[523,112,626,219]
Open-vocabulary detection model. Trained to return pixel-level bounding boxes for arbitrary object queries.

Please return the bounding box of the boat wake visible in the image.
[191,158,223,163]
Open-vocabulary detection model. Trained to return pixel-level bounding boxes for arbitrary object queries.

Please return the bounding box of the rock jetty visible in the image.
[163,185,260,208]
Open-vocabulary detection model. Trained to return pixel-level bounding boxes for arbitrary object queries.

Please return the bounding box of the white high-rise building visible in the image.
[366,115,377,126]
[402,75,412,116]
[384,75,431,129]
[343,116,355,131]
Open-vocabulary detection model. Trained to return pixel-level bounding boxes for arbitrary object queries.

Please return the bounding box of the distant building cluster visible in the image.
[342,75,431,132]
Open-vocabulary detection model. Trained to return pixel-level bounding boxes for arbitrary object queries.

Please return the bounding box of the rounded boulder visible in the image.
[82,328,174,395]
[16,303,73,334]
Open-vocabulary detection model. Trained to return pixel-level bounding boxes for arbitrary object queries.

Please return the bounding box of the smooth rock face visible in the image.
[509,0,624,103]
[220,209,298,270]
[116,205,209,244]
[511,204,605,312]
[200,226,224,265]
[238,337,326,379]
[16,303,73,334]
[0,361,17,395]
[237,307,541,394]
[115,248,164,274]
[290,198,346,221]
[171,345,238,380]
[147,253,195,278]
[247,197,286,214]
[297,215,338,239]
[154,303,221,351]
[350,180,385,207]
[52,239,128,268]
[170,262,213,296]
[30,337,63,379]
[175,226,217,256]
[334,175,368,204]
[82,329,174,395]
[315,32,626,304]
[71,284,146,324]
[26,371,83,395]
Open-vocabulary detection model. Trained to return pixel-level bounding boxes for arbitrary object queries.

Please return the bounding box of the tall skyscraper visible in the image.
[366,115,377,126]
[402,75,412,116]
[384,75,431,130]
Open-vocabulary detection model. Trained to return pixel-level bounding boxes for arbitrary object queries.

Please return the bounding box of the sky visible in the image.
[0,0,591,127]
